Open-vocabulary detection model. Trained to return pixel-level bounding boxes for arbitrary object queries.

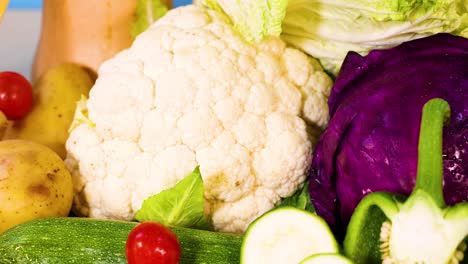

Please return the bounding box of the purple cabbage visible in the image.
[309,33,468,235]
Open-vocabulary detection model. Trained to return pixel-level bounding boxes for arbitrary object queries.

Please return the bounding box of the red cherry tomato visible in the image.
[0,71,33,120]
[126,222,181,264]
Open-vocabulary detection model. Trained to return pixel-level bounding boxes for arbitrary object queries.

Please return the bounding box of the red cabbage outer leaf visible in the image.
[309,33,468,235]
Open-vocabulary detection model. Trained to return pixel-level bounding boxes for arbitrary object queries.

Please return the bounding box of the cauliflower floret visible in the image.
[66,5,332,233]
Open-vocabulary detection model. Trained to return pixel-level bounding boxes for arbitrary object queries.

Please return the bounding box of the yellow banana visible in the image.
[0,0,8,21]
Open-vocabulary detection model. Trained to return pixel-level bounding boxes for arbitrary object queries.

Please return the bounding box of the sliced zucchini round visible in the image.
[241,207,339,264]
[299,253,353,264]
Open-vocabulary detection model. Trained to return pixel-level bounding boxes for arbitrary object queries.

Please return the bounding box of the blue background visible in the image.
[8,0,192,9]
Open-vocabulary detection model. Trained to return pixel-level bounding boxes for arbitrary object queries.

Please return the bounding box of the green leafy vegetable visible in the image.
[68,95,95,132]
[131,0,168,39]
[199,0,289,42]
[197,0,224,13]
[277,181,315,213]
[282,0,467,74]
[135,167,211,230]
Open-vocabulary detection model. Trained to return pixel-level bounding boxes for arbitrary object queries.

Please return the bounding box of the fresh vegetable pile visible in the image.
[0,0,467,263]
[65,3,332,234]
[0,65,91,233]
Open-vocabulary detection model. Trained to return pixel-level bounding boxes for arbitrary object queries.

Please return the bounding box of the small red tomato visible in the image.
[126,222,181,264]
[0,71,33,120]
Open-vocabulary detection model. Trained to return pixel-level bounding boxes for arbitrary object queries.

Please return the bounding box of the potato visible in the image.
[0,140,73,232]
[4,63,94,158]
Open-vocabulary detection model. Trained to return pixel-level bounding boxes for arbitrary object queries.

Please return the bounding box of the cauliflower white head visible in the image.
[65,5,333,233]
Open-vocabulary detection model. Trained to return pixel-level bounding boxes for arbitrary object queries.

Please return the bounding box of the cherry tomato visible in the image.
[0,71,33,120]
[126,222,181,264]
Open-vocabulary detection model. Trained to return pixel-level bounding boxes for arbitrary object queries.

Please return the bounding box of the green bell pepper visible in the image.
[343,98,468,264]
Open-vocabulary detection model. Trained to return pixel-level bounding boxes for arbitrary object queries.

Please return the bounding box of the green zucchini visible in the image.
[241,207,339,264]
[0,217,242,264]
[299,253,353,264]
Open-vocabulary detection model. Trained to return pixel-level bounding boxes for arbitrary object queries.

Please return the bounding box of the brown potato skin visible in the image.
[0,140,73,233]
[3,63,94,159]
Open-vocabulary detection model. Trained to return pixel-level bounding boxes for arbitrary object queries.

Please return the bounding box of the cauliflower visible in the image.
[65,5,333,233]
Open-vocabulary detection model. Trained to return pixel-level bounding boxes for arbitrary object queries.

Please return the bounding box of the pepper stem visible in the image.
[414,98,450,208]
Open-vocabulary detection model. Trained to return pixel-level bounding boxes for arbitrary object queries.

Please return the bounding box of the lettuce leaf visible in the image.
[282,0,468,75]
[68,95,95,133]
[277,181,315,213]
[198,0,289,42]
[135,167,211,230]
[131,0,168,39]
